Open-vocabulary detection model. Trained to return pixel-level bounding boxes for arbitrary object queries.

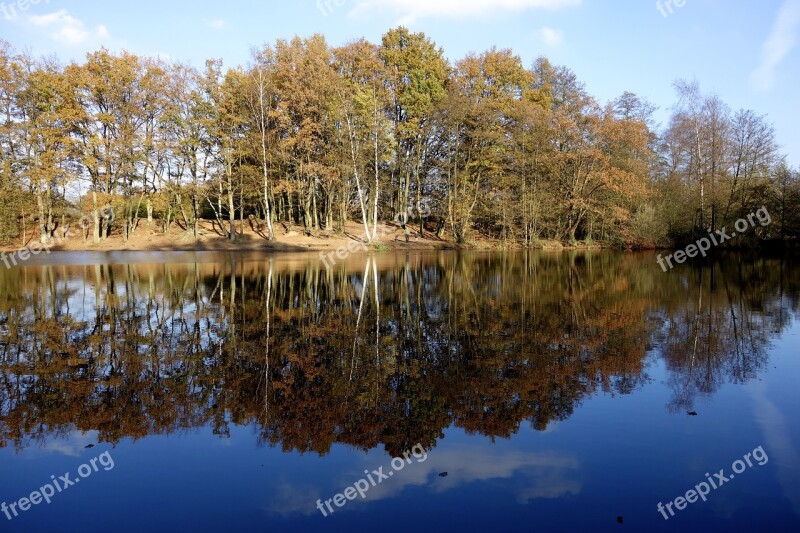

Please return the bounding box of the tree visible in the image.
[246,48,278,240]
[334,39,392,242]
[380,27,449,236]
[272,35,339,235]
[16,57,81,244]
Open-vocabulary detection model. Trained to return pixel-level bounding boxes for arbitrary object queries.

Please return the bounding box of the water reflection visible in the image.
[0,251,796,457]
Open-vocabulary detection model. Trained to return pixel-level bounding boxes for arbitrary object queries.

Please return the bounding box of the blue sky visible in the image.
[2,0,799,165]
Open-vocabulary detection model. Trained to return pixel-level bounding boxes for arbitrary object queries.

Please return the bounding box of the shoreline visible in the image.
[0,239,616,254]
[0,220,618,255]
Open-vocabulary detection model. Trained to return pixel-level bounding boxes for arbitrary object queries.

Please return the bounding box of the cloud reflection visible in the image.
[264,443,581,516]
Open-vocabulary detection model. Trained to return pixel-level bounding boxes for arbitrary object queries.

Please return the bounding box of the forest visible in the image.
[1,28,798,248]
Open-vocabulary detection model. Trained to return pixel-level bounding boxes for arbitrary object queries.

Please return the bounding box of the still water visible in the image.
[0,250,798,532]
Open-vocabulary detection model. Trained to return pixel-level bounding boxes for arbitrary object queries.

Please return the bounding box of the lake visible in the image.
[0,250,798,532]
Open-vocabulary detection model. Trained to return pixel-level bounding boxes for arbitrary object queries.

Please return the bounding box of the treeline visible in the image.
[0,29,798,247]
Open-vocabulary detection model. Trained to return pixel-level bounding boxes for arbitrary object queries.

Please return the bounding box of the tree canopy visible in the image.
[0,32,797,248]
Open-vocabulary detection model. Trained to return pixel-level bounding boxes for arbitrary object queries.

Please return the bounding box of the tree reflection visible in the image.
[0,251,796,455]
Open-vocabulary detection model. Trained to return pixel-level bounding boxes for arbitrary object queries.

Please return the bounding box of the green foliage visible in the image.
[626,203,671,248]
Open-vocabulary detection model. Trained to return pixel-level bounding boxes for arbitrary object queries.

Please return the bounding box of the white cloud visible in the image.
[27,10,110,45]
[349,0,581,23]
[208,19,225,29]
[539,27,564,47]
[750,0,800,92]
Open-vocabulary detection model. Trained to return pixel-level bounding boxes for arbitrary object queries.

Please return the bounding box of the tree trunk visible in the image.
[92,191,100,244]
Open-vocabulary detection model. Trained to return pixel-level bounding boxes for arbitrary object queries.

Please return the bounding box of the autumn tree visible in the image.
[334,39,392,241]
[272,35,340,234]
[380,27,449,235]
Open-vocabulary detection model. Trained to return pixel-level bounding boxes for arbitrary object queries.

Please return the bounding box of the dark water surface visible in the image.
[0,250,798,532]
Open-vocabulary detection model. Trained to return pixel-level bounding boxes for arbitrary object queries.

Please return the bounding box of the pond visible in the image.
[0,250,798,531]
